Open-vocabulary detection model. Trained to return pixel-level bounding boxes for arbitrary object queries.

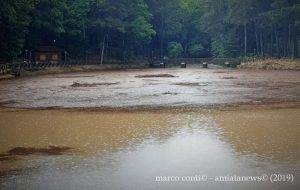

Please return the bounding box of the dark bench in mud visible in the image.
[149,61,166,68]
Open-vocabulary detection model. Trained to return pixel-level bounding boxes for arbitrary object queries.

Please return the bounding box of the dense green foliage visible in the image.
[0,0,299,62]
[168,42,183,58]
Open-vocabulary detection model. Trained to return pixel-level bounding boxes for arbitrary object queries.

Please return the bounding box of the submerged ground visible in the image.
[0,65,299,190]
[0,65,299,108]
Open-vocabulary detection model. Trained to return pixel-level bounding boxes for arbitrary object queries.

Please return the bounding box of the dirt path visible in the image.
[0,66,299,109]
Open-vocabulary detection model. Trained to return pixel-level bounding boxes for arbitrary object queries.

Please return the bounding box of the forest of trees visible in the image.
[0,0,300,62]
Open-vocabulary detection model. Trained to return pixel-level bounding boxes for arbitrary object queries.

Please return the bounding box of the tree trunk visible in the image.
[82,21,87,64]
[160,14,165,58]
[184,40,188,58]
[260,32,264,57]
[291,38,295,59]
[275,26,280,58]
[290,16,297,59]
[122,38,125,63]
[288,22,291,57]
[82,21,86,40]
[270,25,273,57]
[255,27,259,56]
[295,36,298,58]
[100,35,106,65]
[244,23,247,56]
[160,32,164,58]
[291,26,297,59]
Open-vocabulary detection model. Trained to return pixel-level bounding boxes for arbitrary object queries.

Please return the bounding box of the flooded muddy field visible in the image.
[0,67,299,189]
[0,108,299,190]
[0,67,299,108]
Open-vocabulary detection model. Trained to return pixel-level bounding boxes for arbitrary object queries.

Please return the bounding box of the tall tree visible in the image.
[124,0,156,59]
[226,0,256,56]
[0,0,33,61]
[1,0,299,62]
[27,0,68,48]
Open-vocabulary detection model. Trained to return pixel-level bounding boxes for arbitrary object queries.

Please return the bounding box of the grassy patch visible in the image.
[239,58,300,70]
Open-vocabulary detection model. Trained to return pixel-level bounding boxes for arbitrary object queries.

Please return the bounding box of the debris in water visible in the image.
[71,82,120,87]
[135,74,176,78]
[222,77,237,79]
[173,82,208,86]
[7,146,72,156]
[162,92,179,95]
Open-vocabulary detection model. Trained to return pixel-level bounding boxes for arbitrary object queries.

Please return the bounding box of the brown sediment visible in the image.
[0,107,299,163]
[70,82,120,87]
[0,146,73,177]
[213,108,300,161]
[0,154,17,161]
[0,68,299,109]
[0,106,299,185]
[1,101,299,114]
[7,146,72,156]
[0,146,72,162]
[0,65,299,188]
[212,101,300,112]
[0,169,22,177]
[135,74,176,78]
[0,100,17,107]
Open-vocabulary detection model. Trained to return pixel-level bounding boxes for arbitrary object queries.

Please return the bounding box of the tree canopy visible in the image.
[0,0,299,62]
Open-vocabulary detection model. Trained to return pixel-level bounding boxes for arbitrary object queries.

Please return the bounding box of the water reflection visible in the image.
[0,108,299,190]
[214,109,300,162]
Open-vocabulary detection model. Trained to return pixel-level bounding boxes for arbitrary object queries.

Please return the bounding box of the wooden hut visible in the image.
[34,46,66,63]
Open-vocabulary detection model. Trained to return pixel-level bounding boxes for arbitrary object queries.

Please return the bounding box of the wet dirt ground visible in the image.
[0,66,299,108]
[0,66,300,190]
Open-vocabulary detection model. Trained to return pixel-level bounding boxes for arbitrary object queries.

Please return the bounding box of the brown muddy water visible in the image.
[0,108,299,190]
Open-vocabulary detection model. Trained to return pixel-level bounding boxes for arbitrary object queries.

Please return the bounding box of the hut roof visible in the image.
[35,46,65,52]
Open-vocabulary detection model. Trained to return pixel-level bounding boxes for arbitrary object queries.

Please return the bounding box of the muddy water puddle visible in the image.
[0,108,299,190]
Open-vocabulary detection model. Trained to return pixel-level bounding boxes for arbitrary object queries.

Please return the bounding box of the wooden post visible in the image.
[244,23,247,56]
[100,36,106,65]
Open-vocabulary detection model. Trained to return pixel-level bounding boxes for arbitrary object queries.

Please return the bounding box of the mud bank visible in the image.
[20,63,149,77]
[0,67,299,109]
[1,67,299,190]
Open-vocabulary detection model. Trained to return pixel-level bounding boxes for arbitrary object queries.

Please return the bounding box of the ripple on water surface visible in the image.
[0,108,299,190]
